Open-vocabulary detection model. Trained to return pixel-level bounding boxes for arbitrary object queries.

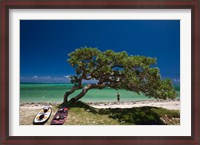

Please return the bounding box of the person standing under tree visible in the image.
[117,91,120,102]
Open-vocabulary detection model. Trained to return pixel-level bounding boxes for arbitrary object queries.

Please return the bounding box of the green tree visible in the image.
[63,47,176,106]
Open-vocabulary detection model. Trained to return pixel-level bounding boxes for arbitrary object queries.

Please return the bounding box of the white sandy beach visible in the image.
[88,99,180,110]
[90,100,180,110]
[20,99,180,110]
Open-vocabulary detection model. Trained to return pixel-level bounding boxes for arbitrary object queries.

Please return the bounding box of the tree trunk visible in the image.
[63,85,82,104]
[68,84,91,105]
[67,84,105,106]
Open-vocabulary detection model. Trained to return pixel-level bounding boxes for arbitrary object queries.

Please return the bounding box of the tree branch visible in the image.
[68,83,105,105]
[63,85,82,102]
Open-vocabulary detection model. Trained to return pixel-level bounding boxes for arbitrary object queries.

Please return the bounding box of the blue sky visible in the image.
[20,20,180,83]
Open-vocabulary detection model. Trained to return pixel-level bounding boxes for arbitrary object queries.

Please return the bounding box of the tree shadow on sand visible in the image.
[70,101,167,125]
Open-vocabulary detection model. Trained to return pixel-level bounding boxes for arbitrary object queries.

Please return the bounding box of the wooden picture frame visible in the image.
[1,0,199,144]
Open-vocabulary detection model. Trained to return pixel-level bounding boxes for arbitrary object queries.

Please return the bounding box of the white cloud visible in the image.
[173,78,180,83]
[32,75,38,79]
[65,75,71,79]
[172,78,180,85]
[21,75,70,83]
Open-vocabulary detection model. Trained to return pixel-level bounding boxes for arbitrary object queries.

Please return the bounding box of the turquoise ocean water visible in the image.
[20,83,180,103]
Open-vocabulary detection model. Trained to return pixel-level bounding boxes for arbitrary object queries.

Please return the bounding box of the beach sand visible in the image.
[88,99,180,110]
[20,99,180,125]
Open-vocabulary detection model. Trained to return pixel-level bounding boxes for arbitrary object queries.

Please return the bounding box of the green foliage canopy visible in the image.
[67,47,176,100]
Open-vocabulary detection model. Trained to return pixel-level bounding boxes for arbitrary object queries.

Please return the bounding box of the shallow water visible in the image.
[20,83,180,103]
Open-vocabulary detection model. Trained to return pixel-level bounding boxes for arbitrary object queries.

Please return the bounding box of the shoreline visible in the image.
[20,99,180,110]
[89,99,180,110]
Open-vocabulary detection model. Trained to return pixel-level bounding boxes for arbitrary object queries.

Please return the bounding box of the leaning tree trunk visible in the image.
[64,83,105,107]
[68,84,91,105]
[63,85,82,105]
